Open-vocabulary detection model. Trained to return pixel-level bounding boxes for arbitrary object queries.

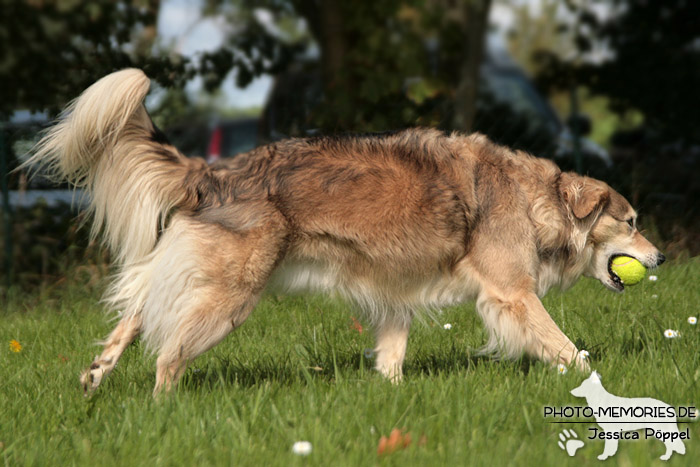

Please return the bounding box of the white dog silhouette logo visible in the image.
[570,371,686,461]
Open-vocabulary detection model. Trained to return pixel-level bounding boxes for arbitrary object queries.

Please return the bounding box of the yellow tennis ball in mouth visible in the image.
[610,256,647,285]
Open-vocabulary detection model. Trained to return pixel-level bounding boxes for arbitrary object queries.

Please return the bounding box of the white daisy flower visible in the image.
[443,323,452,330]
[579,350,590,360]
[651,294,658,299]
[363,348,375,359]
[557,364,568,375]
[648,275,658,281]
[688,317,697,325]
[292,441,312,456]
[664,329,679,338]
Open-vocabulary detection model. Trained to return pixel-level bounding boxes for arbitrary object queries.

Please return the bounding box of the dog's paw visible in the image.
[557,429,584,457]
[80,360,105,396]
[375,363,403,384]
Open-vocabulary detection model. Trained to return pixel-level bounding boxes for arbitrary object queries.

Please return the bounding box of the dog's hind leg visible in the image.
[152,289,263,396]
[80,314,141,394]
[148,217,289,396]
[374,315,412,383]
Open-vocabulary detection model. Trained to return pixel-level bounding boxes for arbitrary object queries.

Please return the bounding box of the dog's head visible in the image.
[570,371,603,398]
[559,172,665,292]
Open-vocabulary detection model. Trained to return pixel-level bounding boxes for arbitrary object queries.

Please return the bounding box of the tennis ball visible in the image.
[611,256,646,285]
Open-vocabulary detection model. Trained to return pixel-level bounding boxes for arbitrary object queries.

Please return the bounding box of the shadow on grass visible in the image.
[179,354,301,391]
[407,352,534,377]
[177,349,535,392]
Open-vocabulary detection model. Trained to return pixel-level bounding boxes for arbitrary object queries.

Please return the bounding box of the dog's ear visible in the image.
[559,173,610,219]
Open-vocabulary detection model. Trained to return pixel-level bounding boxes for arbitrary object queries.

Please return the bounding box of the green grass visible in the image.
[2,259,699,466]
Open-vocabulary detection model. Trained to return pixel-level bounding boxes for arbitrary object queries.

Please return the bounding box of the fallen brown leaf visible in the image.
[377,428,412,456]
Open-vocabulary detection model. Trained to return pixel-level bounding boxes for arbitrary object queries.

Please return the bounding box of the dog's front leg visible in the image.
[522,294,589,370]
[477,291,588,371]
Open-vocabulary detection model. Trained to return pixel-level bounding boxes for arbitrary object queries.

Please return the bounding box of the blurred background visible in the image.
[1,0,698,293]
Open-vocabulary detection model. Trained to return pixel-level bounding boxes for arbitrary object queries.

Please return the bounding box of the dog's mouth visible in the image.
[606,254,626,292]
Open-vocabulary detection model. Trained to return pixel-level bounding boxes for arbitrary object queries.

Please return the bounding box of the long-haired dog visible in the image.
[26,69,665,395]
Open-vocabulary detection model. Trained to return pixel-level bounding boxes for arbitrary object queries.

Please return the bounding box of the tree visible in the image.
[534,0,700,146]
[205,0,493,133]
[1,0,493,135]
[0,0,188,118]
[452,0,491,131]
[0,0,301,118]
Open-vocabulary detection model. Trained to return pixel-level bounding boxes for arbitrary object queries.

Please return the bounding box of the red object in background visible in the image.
[206,126,222,163]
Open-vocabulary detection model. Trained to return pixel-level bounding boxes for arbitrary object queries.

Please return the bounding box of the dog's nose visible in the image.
[656,253,666,266]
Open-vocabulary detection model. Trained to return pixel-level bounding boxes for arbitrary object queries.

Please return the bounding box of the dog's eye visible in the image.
[626,218,635,230]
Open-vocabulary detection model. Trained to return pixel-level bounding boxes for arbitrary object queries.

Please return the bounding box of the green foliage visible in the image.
[197,15,303,91]
[224,0,494,133]
[503,0,699,242]
[0,201,109,292]
[2,259,699,465]
[534,0,700,146]
[0,0,191,117]
[149,87,193,130]
[0,0,494,135]
[0,0,301,117]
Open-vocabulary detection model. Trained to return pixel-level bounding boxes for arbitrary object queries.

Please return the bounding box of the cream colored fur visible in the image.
[23,69,188,266]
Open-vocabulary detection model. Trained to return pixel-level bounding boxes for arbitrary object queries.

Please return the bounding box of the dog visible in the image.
[571,372,686,460]
[25,69,665,395]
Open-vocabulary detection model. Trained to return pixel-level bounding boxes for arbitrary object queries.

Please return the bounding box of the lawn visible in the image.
[1,258,699,466]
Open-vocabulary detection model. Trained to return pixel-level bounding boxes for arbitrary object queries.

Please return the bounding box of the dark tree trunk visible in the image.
[318,0,347,91]
[452,0,491,132]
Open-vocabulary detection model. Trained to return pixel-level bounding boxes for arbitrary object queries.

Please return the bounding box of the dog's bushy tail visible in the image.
[24,69,201,265]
